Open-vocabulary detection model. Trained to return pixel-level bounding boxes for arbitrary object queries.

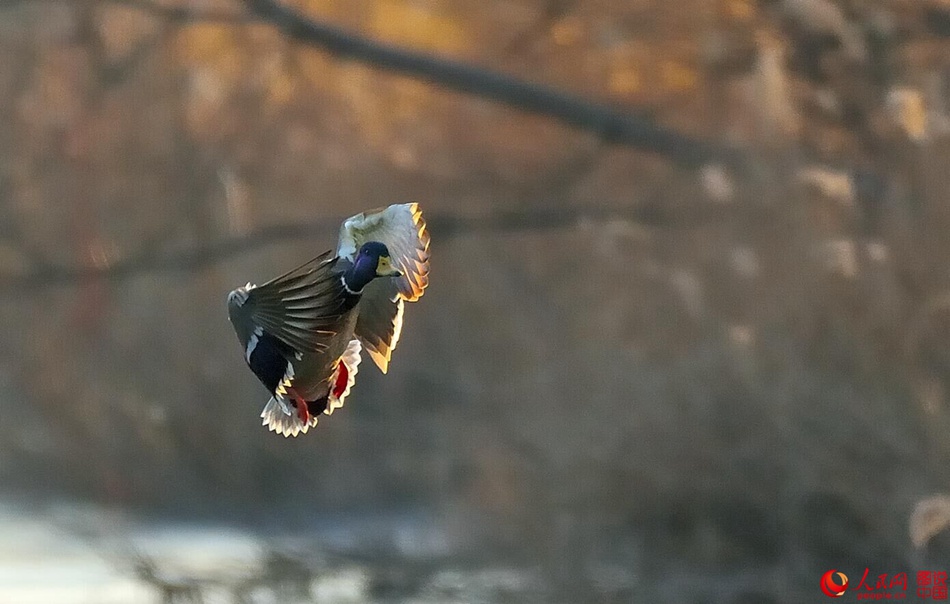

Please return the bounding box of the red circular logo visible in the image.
[821,570,849,597]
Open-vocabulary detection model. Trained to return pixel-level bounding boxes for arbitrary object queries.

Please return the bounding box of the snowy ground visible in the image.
[0,500,540,604]
[0,503,156,604]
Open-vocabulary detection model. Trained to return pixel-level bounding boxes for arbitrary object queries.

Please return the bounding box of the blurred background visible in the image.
[3,0,950,602]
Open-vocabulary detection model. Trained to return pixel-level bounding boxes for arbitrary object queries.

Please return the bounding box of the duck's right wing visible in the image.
[227,251,345,354]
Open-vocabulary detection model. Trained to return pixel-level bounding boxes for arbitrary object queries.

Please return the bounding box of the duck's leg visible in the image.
[286,387,310,424]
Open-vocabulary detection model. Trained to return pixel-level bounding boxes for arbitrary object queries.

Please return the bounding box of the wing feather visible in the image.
[228,251,346,354]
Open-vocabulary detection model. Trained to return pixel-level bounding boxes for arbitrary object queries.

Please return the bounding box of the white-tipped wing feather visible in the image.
[337,203,430,373]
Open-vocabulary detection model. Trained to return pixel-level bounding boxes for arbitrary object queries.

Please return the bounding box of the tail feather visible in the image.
[260,396,318,438]
[259,339,363,436]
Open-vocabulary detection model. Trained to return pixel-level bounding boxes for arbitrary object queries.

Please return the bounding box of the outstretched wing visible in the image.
[227,251,346,354]
[337,203,430,372]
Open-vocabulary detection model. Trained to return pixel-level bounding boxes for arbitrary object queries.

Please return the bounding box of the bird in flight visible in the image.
[227,203,430,437]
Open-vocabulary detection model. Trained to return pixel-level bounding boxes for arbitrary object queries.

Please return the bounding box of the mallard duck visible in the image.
[227,203,430,437]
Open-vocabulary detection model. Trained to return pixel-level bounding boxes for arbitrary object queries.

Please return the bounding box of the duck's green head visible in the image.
[357,241,402,277]
[344,242,403,294]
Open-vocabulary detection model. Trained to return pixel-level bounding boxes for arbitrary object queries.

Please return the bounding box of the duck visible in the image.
[226,203,430,437]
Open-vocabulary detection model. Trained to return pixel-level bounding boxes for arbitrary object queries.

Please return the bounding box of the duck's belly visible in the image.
[294,308,359,401]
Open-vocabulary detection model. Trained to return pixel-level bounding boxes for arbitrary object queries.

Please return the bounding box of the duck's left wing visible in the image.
[351,279,405,373]
[337,203,430,373]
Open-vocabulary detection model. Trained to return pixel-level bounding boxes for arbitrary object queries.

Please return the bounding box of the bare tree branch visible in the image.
[241,0,746,170]
[0,206,728,295]
[0,0,749,294]
[4,0,747,169]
